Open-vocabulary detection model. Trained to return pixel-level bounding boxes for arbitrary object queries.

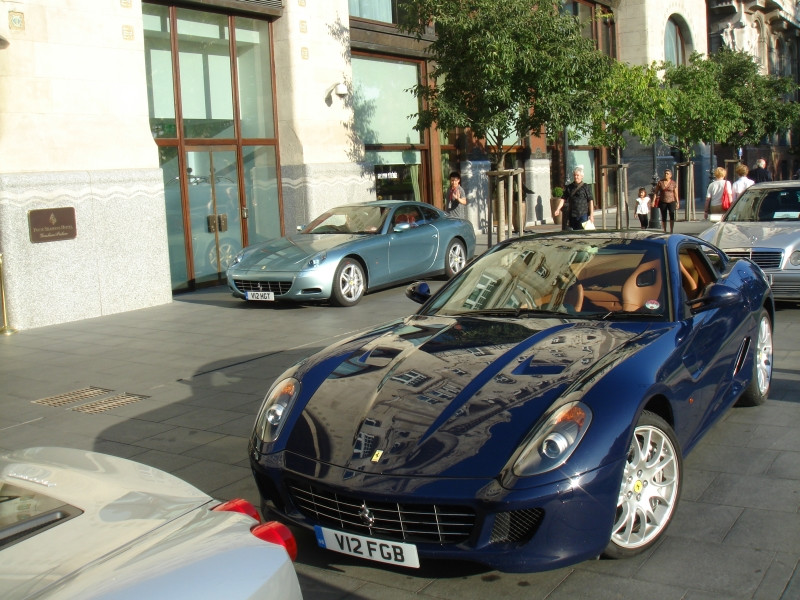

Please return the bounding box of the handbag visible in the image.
[582,220,595,230]
[721,181,732,211]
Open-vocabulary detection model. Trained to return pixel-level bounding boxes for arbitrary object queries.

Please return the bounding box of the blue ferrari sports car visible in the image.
[248,231,774,573]
[227,200,476,306]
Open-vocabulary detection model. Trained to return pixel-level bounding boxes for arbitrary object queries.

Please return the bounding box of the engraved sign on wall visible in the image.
[28,208,77,243]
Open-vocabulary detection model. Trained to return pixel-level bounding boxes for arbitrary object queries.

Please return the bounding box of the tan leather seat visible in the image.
[621,259,663,312]
[679,261,699,299]
[564,283,584,312]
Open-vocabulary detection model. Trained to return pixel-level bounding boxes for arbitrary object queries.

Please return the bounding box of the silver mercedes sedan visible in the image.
[699,180,800,300]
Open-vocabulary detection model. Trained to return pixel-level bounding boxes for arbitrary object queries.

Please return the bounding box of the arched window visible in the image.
[665,17,686,65]
[755,21,768,73]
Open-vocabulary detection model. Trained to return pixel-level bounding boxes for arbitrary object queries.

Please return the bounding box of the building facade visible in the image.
[707,0,800,180]
[0,0,796,330]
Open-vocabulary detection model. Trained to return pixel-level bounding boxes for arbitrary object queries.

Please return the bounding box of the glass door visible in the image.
[185,147,243,283]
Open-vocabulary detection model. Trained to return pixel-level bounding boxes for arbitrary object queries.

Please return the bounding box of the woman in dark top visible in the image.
[654,168,680,233]
[554,166,594,230]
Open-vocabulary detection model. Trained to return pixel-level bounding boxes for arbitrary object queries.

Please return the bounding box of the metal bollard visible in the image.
[0,253,17,335]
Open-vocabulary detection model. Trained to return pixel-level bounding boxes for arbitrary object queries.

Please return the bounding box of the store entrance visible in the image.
[185,148,243,284]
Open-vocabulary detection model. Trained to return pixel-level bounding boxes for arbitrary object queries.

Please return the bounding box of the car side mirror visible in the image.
[685,282,741,311]
[296,225,304,232]
[406,281,431,304]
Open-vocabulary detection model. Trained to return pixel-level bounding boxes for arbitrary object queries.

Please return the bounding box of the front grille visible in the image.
[287,480,476,544]
[725,249,783,270]
[234,279,292,295]
[770,281,800,297]
[490,508,545,544]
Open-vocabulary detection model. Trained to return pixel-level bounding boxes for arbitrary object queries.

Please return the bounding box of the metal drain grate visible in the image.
[32,387,114,407]
[71,393,149,414]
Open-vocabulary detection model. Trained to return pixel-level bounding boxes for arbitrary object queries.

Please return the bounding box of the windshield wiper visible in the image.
[585,310,662,321]
[447,308,562,318]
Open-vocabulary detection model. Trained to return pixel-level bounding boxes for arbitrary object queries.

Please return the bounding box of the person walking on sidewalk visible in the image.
[655,168,680,233]
[554,166,594,230]
[705,167,731,221]
[750,158,772,183]
[635,187,650,229]
[731,163,754,203]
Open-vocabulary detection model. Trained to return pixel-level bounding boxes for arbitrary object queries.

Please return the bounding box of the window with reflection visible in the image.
[143,3,280,291]
[177,10,235,139]
[349,0,411,25]
[143,4,177,139]
[352,55,426,201]
[665,17,686,65]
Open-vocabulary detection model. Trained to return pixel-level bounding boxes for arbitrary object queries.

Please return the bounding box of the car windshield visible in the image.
[725,187,800,222]
[302,205,389,234]
[423,236,667,320]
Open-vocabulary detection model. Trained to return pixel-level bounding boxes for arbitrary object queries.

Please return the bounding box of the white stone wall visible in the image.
[273,0,373,217]
[0,0,156,172]
[0,169,173,330]
[617,0,708,67]
[0,0,170,330]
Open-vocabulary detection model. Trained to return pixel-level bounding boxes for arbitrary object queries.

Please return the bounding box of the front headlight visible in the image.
[230,249,246,268]
[254,377,301,443]
[789,250,800,266]
[512,401,592,477]
[306,251,327,269]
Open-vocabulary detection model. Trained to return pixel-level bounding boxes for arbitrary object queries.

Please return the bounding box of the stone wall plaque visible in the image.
[28,208,77,243]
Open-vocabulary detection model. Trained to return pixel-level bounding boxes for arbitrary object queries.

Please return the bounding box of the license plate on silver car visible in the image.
[245,291,274,301]
[314,525,420,568]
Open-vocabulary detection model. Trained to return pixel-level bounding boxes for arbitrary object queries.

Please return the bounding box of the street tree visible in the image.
[710,48,799,151]
[658,53,740,160]
[587,60,665,226]
[588,60,665,164]
[398,0,610,169]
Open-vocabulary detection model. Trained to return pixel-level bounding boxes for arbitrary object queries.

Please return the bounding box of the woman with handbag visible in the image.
[655,168,680,233]
[704,167,731,222]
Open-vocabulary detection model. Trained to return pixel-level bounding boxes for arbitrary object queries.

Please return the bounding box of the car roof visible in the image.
[749,180,800,189]
[348,200,431,208]
[504,229,684,245]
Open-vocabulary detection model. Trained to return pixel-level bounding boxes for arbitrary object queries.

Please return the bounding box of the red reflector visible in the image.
[212,498,261,522]
[251,521,298,562]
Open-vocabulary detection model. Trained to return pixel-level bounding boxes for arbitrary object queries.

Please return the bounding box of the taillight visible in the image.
[251,521,298,562]
[212,498,261,522]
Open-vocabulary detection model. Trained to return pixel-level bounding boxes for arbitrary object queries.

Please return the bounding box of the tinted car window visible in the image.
[419,205,441,222]
[727,187,800,222]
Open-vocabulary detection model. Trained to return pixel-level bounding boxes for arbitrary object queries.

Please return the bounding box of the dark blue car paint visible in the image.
[249,232,773,572]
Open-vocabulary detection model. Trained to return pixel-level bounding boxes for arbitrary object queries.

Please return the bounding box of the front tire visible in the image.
[330,259,365,307]
[736,308,772,406]
[445,239,467,279]
[604,411,682,559]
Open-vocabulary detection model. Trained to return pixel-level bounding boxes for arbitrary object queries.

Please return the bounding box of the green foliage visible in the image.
[710,49,800,148]
[399,0,610,166]
[658,53,739,157]
[588,61,664,155]
[657,50,799,156]
[552,186,564,197]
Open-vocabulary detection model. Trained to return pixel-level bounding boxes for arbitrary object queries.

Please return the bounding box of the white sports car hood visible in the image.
[0,447,212,598]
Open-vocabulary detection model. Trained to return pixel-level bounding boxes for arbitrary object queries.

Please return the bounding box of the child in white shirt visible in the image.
[635,187,650,229]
